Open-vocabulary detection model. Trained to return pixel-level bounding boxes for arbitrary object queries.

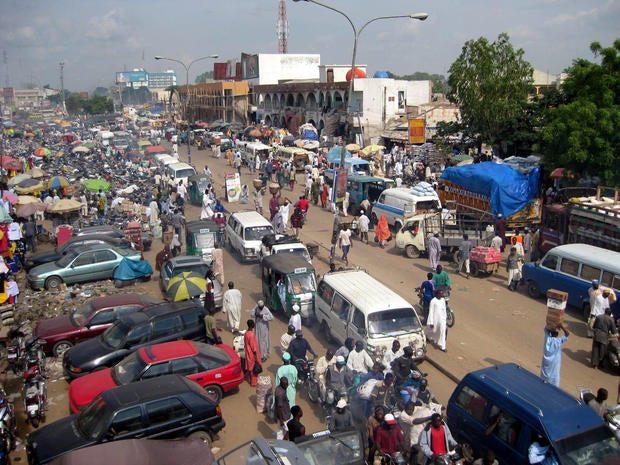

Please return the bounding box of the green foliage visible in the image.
[195,71,214,84]
[64,93,113,115]
[537,39,620,185]
[387,71,447,94]
[93,87,109,97]
[447,33,533,155]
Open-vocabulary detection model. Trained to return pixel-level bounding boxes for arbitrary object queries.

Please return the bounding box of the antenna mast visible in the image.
[277,0,288,53]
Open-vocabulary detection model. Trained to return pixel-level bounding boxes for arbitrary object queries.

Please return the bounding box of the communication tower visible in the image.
[276,0,288,54]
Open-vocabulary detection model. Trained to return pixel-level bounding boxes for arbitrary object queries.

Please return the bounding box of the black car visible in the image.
[26,375,225,465]
[26,235,133,270]
[62,300,206,380]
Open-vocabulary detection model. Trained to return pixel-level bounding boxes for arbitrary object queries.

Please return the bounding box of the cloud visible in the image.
[87,9,126,40]
[0,25,36,45]
[544,5,602,25]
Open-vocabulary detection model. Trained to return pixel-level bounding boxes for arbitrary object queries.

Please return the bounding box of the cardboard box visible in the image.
[546,308,564,331]
[547,289,568,302]
[547,298,567,310]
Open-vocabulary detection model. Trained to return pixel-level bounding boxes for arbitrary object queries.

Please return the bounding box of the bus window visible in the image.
[541,254,558,270]
[560,259,579,277]
[581,265,601,282]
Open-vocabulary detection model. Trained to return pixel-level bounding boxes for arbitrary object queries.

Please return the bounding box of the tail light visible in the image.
[215,406,222,416]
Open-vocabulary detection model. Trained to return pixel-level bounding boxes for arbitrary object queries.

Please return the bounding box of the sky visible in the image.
[1,0,618,92]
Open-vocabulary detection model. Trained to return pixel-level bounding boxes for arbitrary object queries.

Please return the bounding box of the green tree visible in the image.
[387,71,447,94]
[447,33,533,156]
[537,39,620,185]
[195,71,214,84]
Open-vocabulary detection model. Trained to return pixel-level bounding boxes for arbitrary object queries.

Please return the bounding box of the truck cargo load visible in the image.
[439,163,541,228]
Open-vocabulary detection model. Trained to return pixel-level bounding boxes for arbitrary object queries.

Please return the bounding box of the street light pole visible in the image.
[154,54,218,166]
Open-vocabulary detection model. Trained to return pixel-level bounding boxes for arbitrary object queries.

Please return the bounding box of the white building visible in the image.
[243,54,320,85]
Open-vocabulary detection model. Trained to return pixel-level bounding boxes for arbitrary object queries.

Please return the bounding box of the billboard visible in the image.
[116,71,148,84]
[408,118,425,144]
[241,53,259,80]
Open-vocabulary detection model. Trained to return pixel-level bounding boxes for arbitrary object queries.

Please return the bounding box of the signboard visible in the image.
[225,173,241,202]
[408,118,425,144]
[332,168,348,204]
[116,71,148,84]
[241,53,259,80]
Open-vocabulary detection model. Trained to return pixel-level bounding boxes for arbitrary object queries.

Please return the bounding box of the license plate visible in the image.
[27,405,38,414]
[7,354,16,360]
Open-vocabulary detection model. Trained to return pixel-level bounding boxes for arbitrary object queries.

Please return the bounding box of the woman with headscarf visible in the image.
[375,214,391,248]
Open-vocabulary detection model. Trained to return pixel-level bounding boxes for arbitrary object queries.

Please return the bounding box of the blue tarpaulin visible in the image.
[440,162,540,217]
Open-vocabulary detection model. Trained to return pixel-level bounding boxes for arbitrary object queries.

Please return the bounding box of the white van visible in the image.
[225,210,275,262]
[243,142,271,164]
[166,162,196,187]
[315,270,426,360]
[372,186,442,229]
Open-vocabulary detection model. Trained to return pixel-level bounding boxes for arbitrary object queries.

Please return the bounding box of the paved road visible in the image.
[12,142,615,461]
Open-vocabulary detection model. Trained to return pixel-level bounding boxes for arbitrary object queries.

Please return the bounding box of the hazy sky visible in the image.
[1,0,618,91]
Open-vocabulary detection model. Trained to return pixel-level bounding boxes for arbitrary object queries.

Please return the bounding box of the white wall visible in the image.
[249,54,320,85]
[319,64,368,83]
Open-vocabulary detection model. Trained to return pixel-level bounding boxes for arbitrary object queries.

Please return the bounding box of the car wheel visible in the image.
[188,430,212,447]
[527,281,541,299]
[44,276,63,291]
[405,245,420,259]
[204,385,223,404]
[53,340,74,358]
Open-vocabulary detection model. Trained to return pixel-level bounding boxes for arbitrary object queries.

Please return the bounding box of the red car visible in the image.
[34,293,161,357]
[68,340,243,413]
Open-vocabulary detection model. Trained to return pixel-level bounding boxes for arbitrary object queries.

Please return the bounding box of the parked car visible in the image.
[159,256,223,308]
[33,293,161,357]
[26,375,225,465]
[69,340,242,412]
[62,300,206,380]
[27,244,144,291]
[75,226,125,239]
[26,235,133,271]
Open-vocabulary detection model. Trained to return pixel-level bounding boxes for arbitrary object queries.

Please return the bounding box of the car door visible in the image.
[68,251,97,284]
[79,308,115,344]
[106,405,146,440]
[145,396,193,438]
[151,316,183,344]
[93,249,119,279]
[170,357,204,385]
[140,361,171,380]
[347,307,367,341]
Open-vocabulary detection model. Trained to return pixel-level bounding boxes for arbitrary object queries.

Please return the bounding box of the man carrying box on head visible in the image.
[540,323,570,387]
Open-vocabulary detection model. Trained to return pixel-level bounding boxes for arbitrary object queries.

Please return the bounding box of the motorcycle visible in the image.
[294,357,320,403]
[431,449,467,465]
[22,340,47,428]
[6,323,27,374]
[0,391,16,465]
[416,287,455,328]
[380,451,407,465]
[578,386,620,439]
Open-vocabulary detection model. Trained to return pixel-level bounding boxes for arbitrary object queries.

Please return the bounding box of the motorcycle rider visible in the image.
[325,355,354,402]
[288,330,317,362]
[419,413,458,464]
[393,346,423,406]
[375,413,405,465]
[382,340,403,374]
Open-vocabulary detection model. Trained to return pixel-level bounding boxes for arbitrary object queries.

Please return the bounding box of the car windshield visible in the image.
[56,249,81,267]
[176,168,195,178]
[72,301,97,327]
[555,426,620,465]
[112,350,147,385]
[245,226,273,241]
[287,273,316,294]
[368,308,421,337]
[298,431,363,465]
[102,323,129,349]
[218,441,269,465]
[195,233,216,249]
[77,396,108,440]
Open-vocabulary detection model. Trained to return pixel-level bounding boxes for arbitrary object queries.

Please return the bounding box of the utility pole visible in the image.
[59,62,66,115]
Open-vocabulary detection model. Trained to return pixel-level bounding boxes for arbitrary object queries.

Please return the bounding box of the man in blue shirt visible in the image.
[419,272,435,323]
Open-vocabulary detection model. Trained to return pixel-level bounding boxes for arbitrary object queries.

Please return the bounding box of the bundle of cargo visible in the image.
[469,246,502,277]
[546,289,568,331]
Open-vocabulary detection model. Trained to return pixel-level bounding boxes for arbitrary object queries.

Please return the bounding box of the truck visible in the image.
[395,210,494,260]
[438,163,542,230]
[259,233,313,263]
[539,186,620,254]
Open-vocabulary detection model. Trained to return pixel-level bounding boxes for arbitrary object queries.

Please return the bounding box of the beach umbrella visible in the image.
[361,144,386,156]
[7,173,32,187]
[48,176,70,190]
[46,199,82,213]
[166,272,206,302]
[16,181,45,194]
[18,195,42,205]
[30,167,46,178]
[82,178,111,192]
[2,157,23,171]
[16,201,46,218]
[34,147,51,157]
[72,145,91,154]
[2,191,19,204]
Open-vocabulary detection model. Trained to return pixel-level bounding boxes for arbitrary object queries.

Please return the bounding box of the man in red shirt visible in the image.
[375,413,405,463]
[419,413,458,463]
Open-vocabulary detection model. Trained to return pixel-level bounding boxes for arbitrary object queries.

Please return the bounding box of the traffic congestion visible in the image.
[0,110,616,465]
